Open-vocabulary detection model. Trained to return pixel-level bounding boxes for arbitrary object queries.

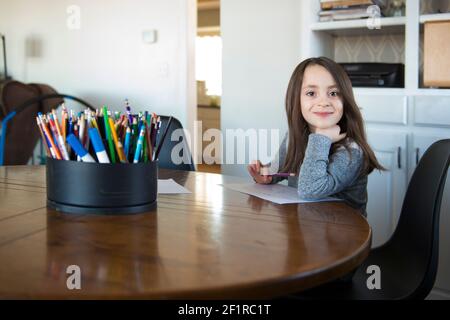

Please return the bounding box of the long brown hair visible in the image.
[281,57,384,175]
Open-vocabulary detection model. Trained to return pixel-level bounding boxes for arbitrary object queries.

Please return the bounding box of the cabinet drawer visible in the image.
[355,95,407,125]
[413,96,450,127]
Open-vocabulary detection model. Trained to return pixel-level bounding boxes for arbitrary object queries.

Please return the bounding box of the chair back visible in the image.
[155,115,195,171]
[389,139,450,299]
[0,81,62,165]
[0,81,95,165]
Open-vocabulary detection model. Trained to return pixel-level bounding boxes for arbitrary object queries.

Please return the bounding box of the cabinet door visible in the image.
[366,130,408,248]
[411,133,450,294]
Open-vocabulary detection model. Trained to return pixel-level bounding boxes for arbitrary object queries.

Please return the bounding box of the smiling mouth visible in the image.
[314,112,334,117]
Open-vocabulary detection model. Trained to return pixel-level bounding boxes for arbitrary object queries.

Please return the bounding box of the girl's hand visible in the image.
[314,125,347,143]
[247,160,273,184]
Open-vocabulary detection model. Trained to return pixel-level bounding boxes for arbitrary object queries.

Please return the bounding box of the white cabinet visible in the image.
[413,96,450,128]
[366,130,408,247]
[410,133,450,295]
[356,95,407,125]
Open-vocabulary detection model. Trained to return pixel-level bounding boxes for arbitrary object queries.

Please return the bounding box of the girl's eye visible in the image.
[329,91,340,97]
[306,91,315,97]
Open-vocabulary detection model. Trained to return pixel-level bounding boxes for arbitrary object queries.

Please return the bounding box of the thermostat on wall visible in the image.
[142,30,157,44]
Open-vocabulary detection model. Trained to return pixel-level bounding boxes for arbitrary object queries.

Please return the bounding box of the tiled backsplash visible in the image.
[421,0,450,14]
[335,34,405,63]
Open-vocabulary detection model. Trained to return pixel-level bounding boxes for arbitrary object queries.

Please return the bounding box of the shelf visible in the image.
[198,104,221,109]
[302,1,450,95]
[353,88,406,95]
[352,88,450,96]
[197,26,220,36]
[416,88,450,95]
[420,13,450,23]
[311,16,406,36]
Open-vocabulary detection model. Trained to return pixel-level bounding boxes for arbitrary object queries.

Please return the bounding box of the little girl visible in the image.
[248,57,384,216]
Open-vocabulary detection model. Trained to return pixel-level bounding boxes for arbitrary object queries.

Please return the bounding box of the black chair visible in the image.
[291,139,450,300]
[155,115,195,171]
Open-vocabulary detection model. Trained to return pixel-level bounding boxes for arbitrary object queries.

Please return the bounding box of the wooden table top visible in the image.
[0,165,371,299]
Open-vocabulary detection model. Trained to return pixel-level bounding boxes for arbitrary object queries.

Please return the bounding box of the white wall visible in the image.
[221,0,301,177]
[0,0,196,129]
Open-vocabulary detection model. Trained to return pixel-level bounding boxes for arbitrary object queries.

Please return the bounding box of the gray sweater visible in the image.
[270,133,368,216]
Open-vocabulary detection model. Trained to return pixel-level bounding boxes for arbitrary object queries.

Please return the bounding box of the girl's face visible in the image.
[300,64,344,131]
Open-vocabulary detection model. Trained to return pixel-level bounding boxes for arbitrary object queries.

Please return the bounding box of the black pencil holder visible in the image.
[46,157,158,214]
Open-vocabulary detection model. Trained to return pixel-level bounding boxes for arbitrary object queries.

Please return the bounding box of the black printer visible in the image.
[339,63,404,88]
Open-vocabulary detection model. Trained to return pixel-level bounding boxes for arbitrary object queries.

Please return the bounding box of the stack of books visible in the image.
[318,0,383,22]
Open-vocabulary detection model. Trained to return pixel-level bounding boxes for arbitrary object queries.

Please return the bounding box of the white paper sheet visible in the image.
[220,183,341,204]
[158,179,191,194]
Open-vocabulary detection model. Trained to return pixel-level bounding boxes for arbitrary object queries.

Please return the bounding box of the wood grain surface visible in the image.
[0,165,371,299]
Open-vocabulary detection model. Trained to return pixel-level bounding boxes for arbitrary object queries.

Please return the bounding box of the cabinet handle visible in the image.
[416,148,420,165]
[397,147,402,169]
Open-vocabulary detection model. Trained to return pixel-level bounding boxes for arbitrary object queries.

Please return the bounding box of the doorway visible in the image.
[196,0,221,174]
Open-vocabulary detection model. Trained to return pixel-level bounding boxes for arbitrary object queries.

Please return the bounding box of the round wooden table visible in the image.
[0,165,371,299]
